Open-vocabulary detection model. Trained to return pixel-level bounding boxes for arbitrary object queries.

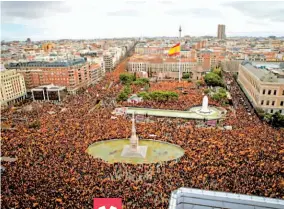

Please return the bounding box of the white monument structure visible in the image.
[200,95,211,113]
[121,113,148,158]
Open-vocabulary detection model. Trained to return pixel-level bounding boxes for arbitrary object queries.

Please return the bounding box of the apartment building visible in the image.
[5,58,102,93]
[127,55,206,80]
[0,66,27,106]
[238,61,284,114]
[103,54,114,72]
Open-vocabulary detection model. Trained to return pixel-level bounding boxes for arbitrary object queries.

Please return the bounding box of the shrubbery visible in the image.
[204,88,210,94]
[211,87,228,105]
[119,73,135,85]
[262,111,284,128]
[137,91,178,101]
[133,78,150,86]
[182,73,190,79]
[117,85,132,102]
[204,72,224,87]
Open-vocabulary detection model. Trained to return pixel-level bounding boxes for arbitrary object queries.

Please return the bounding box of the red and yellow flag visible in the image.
[168,43,181,56]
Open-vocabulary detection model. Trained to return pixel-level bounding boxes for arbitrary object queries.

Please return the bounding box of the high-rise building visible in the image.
[217,24,226,39]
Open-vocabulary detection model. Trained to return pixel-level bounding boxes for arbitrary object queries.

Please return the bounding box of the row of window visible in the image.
[262,89,284,96]
[267,109,283,114]
[261,100,284,106]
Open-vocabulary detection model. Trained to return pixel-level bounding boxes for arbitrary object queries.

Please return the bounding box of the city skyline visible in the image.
[1,0,284,41]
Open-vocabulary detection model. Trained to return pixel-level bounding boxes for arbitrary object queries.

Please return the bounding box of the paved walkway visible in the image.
[126,107,223,120]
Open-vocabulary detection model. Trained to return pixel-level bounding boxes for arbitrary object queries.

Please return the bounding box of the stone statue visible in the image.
[200,95,211,113]
[121,112,148,158]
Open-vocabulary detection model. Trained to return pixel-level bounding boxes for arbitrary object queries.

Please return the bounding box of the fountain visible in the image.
[121,113,148,158]
[199,95,211,113]
[188,95,226,118]
[86,114,185,164]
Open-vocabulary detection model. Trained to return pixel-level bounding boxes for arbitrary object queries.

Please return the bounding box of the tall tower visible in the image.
[179,25,182,39]
[217,24,226,40]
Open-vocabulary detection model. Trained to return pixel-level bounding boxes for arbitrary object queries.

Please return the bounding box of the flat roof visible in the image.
[169,188,284,209]
[242,63,284,84]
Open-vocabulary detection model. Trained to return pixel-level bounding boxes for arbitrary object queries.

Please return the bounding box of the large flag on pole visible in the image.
[168,43,181,56]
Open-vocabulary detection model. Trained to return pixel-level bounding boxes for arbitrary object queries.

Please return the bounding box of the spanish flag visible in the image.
[168,43,181,56]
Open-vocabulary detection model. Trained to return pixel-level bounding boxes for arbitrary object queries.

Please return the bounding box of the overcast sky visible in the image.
[1,0,284,41]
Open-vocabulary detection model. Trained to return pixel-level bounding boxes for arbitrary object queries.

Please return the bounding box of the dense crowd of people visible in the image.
[1,60,283,208]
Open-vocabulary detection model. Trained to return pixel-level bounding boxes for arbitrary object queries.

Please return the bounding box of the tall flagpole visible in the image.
[178,25,182,82]
[178,51,181,82]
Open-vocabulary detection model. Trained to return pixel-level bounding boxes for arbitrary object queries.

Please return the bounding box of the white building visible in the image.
[0,65,27,106]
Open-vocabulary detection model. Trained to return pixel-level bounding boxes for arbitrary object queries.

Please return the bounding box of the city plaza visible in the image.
[1,57,284,208]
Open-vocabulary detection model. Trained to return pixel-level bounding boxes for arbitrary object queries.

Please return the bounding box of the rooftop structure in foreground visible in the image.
[169,187,284,209]
[238,61,284,114]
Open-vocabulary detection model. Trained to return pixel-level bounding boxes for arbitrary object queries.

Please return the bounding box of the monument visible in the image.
[200,95,211,113]
[121,113,148,158]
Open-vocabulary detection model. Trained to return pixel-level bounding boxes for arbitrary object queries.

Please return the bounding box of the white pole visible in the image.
[178,54,181,82]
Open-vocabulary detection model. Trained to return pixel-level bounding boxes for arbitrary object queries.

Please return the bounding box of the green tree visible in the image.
[204,88,210,94]
[138,92,151,100]
[123,85,131,95]
[182,73,190,79]
[271,111,284,128]
[119,73,135,85]
[204,72,224,87]
[133,78,150,86]
[117,91,128,102]
[212,68,222,77]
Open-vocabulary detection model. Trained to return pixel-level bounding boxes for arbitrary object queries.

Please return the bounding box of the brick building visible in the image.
[5,59,104,93]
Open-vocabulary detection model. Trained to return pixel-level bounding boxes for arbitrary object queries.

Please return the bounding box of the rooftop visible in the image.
[243,63,284,84]
[169,188,284,209]
[5,58,86,68]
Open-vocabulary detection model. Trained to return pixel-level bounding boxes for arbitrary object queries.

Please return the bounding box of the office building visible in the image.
[217,24,226,40]
[238,61,284,114]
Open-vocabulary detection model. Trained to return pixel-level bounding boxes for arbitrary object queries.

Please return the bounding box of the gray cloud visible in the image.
[125,0,146,4]
[223,1,284,22]
[1,1,70,20]
[165,8,222,18]
[107,9,140,16]
[159,0,173,4]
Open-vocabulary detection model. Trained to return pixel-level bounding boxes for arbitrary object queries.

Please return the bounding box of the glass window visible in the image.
[261,100,264,105]
[263,89,265,94]
[272,101,275,106]
[281,101,284,106]
[274,90,277,95]
[268,90,271,95]
[266,100,270,105]
[271,109,273,113]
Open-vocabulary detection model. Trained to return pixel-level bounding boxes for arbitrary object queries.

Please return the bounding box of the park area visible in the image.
[1,58,284,208]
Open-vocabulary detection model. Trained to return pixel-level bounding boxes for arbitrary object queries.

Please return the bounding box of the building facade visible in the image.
[238,61,284,114]
[0,68,27,106]
[127,56,209,80]
[217,24,226,40]
[5,59,104,93]
[103,54,114,72]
